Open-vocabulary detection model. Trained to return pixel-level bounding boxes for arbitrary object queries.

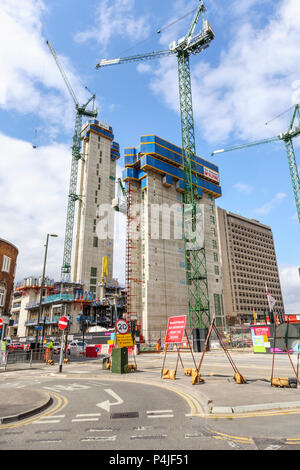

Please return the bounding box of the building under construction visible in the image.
[122,135,224,338]
[72,119,120,297]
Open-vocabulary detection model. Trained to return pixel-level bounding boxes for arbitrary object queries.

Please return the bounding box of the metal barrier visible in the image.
[138,326,253,352]
[0,349,45,371]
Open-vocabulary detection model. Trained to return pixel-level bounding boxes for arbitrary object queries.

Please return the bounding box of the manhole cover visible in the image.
[111,411,139,419]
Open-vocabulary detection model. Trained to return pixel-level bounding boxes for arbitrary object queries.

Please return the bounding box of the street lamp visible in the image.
[35,234,58,349]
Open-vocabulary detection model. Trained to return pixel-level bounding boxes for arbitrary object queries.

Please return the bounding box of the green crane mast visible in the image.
[96,1,215,328]
[212,103,300,225]
[46,40,98,281]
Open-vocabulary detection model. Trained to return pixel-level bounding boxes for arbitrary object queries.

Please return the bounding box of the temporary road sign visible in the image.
[115,319,129,335]
[116,333,134,348]
[58,316,69,331]
[165,315,186,344]
[0,319,3,329]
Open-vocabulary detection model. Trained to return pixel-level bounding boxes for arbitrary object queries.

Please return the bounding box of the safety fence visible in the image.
[138,326,253,352]
[0,349,45,371]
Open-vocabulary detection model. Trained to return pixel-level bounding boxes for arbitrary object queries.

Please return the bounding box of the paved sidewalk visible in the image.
[0,388,51,424]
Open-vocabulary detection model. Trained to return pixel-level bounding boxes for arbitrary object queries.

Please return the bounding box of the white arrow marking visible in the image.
[96,389,124,412]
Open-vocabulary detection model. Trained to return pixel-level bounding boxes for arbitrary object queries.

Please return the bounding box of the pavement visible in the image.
[1,351,300,423]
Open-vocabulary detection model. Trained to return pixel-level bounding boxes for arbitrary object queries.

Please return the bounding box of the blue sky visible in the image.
[0,0,300,312]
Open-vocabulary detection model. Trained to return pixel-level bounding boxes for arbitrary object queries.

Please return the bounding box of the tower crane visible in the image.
[212,103,300,225]
[46,40,98,282]
[96,1,215,329]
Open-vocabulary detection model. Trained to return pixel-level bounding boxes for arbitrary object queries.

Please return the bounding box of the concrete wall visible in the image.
[73,123,117,298]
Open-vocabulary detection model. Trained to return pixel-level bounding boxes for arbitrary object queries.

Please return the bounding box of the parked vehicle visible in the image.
[67,340,87,355]
[9,342,25,351]
[52,342,61,354]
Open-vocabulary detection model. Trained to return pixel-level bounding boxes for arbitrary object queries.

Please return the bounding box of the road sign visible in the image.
[165,315,186,344]
[0,319,3,329]
[115,319,129,335]
[58,316,69,331]
[116,333,134,348]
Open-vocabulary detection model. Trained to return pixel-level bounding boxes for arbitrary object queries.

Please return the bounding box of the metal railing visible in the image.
[0,349,45,371]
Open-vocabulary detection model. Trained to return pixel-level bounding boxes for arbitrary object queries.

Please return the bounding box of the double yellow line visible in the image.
[0,391,68,430]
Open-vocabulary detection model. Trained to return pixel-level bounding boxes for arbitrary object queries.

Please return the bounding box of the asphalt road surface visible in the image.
[1,352,300,453]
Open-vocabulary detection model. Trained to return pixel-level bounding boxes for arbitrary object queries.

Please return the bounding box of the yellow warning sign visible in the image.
[116,333,134,348]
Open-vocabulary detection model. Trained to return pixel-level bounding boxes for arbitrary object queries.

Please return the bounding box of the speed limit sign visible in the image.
[115,319,129,335]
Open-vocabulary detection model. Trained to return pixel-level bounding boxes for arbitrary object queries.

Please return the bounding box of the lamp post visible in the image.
[35,234,58,350]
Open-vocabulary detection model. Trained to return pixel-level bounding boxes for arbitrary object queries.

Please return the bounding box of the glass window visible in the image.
[0,289,5,307]
[91,267,97,277]
[93,237,98,248]
[2,255,11,273]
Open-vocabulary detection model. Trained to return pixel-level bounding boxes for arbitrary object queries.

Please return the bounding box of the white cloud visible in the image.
[136,63,152,74]
[279,265,300,313]
[0,0,91,134]
[149,0,300,145]
[0,132,71,282]
[254,192,287,215]
[75,0,151,51]
[234,182,253,194]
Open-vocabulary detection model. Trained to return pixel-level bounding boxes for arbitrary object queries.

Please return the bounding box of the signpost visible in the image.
[58,316,69,373]
[115,319,129,335]
[58,316,69,331]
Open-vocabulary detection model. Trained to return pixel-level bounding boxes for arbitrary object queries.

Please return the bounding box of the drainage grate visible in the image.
[111,411,139,419]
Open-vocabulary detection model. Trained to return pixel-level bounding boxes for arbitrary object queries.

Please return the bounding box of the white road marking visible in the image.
[147,415,174,418]
[72,418,99,422]
[81,436,117,442]
[96,389,124,412]
[33,420,61,424]
[76,413,101,417]
[43,383,91,392]
[147,410,173,414]
[33,414,65,424]
[147,410,174,418]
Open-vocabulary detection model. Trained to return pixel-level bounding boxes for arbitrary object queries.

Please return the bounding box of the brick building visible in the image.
[0,238,18,321]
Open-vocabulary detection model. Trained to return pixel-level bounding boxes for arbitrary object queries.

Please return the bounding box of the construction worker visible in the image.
[156,338,161,352]
[45,340,53,362]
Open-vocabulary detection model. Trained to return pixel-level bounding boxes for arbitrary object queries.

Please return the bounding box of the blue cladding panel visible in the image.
[81,123,114,141]
[163,174,173,186]
[140,135,219,173]
[141,177,148,190]
[122,168,139,180]
[140,155,220,196]
[140,154,183,180]
[122,135,221,198]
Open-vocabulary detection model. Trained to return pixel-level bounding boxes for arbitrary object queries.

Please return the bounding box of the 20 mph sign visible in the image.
[58,316,69,331]
[115,319,129,335]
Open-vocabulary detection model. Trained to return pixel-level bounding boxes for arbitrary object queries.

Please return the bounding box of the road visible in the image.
[1,351,300,453]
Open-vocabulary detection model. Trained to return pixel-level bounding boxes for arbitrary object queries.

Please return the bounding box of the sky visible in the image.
[0,0,300,312]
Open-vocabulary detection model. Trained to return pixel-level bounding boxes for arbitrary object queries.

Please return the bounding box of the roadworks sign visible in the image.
[116,333,134,348]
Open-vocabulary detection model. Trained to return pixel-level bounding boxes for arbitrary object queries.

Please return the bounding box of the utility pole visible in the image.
[35,234,58,350]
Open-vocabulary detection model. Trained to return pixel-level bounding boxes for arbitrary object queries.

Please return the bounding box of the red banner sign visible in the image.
[165,315,186,344]
[253,326,271,337]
